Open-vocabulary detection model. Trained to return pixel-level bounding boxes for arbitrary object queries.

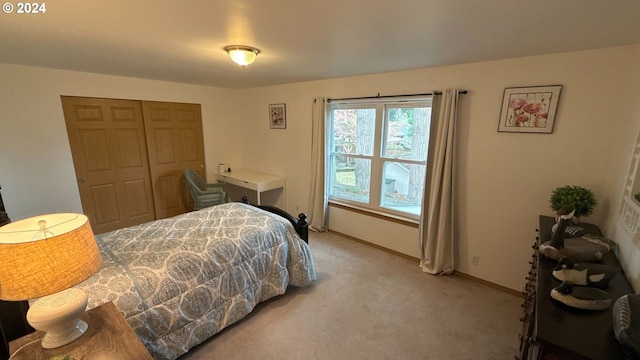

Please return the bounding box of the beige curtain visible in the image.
[308,97,328,232]
[419,89,459,274]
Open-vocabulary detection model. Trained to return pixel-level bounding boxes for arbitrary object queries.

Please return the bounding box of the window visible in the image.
[327,97,432,219]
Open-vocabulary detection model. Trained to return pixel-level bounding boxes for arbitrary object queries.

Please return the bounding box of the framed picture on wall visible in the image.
[498,85,562,133]
[269,103,286,129]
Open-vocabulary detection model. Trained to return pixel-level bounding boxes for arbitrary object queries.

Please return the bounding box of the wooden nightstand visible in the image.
[9,302,152,360]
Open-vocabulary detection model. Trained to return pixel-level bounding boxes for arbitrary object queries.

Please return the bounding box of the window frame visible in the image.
[326,96,433,221]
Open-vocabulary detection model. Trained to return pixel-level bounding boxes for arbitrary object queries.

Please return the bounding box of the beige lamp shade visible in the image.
[0,213,102,301]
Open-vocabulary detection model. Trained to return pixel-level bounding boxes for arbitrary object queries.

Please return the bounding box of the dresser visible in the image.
[215,168,286,208]
[518,216,635,359]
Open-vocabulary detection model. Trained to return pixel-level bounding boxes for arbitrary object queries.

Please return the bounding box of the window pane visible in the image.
[383,106,431,161]
[329,154,371,204]
[380,161,425,216]
[331,108,376,156]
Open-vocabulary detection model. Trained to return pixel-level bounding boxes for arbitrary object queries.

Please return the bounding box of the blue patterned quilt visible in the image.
[76,202,316,360]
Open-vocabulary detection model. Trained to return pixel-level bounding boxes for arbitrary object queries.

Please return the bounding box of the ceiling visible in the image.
[1,0,639,89]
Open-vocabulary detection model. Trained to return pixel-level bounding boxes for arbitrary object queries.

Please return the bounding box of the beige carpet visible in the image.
[179,231,522,360]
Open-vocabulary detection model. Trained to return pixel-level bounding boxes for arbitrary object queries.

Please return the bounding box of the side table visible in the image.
[9,302,152,360]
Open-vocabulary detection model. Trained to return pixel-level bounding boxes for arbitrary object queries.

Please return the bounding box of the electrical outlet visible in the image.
[472,256,480,266]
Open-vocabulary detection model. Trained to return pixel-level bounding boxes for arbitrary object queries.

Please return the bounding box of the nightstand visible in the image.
[9,301,152,360]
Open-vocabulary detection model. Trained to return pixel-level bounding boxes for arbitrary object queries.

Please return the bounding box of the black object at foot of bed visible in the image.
[241,196,308,243]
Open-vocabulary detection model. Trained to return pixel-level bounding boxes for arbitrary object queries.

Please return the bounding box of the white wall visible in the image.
[238,45,639,291]
[603,45,640,292]
[0,64,241,220]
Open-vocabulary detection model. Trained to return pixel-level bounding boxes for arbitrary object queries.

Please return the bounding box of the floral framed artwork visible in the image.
[498,85,562,133]
[269,103,286,129]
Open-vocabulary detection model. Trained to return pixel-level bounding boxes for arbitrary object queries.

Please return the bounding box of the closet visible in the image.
[61,96,205,234]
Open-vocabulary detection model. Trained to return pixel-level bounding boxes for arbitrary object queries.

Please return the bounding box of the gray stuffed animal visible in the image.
[550,281,611,310]
[552,257,618,288]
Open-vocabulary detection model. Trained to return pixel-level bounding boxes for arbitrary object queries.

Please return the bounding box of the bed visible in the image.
[75,202,316,360]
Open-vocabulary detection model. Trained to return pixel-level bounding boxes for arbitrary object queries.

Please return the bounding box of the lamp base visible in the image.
[26,288,89,349]
[40,319,88,349]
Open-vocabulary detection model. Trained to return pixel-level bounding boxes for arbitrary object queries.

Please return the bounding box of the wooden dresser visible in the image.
[518,215,635,359]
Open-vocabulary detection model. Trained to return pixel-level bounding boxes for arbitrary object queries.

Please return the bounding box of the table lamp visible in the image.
[0,213,102,349]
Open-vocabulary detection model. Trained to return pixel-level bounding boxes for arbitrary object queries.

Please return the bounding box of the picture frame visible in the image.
[269,103,286,129]
[498,85,562,133]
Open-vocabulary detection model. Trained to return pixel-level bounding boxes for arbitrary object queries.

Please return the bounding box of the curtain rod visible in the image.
[327,90,468,103]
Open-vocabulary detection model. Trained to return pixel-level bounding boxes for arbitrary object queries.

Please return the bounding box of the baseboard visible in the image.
[328,229,421,264]
[328,229,522,298]
[452,271,522,297]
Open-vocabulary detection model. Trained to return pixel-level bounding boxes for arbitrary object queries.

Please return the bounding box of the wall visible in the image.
[2,45,638,292]
[238,45,639,291]
[603,45,640,292]
[0,63,241,221]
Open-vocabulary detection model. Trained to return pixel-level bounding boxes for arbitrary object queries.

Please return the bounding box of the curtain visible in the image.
[308,97,328,232]
[419,89,459,275]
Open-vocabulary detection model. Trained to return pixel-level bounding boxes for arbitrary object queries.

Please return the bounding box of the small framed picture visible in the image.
[498,85,562,134]
[269,103,286,129]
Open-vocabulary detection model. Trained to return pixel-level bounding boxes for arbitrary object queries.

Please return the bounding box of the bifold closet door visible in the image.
[142,101,205,219]
[62,96,157,234]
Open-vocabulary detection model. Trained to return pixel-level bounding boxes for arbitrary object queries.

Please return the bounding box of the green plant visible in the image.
[549,185,597,217]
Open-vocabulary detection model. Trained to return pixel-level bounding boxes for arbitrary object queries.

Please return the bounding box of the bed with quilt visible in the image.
[75,202,316,360]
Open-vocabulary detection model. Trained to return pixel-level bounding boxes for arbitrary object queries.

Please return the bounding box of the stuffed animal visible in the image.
[550,281,611,310]
[539,210,611,262]
[552,257,618,288]
[613,294,640,356]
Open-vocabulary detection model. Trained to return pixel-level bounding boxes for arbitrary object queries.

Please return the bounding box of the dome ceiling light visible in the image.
[224,45,260,67]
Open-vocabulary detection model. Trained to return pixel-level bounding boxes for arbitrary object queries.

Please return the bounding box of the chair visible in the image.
[184,169,227,210]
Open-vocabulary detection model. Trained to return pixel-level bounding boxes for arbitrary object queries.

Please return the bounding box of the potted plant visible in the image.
[549,185,597,223]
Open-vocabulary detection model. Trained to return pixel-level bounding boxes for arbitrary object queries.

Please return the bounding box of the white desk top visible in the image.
[215,169,285,192]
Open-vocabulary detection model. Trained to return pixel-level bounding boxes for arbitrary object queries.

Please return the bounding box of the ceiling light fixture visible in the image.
[224,45,260,67]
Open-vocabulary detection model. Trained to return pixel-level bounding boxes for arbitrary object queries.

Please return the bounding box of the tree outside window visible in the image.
[328,98,432,218]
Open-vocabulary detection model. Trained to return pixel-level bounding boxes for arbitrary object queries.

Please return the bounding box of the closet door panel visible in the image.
[142,101,205,218]
[62,96,156,234]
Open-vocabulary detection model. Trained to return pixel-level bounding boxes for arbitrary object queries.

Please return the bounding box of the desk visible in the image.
[9,302,152,360]
[215,169,285,207]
